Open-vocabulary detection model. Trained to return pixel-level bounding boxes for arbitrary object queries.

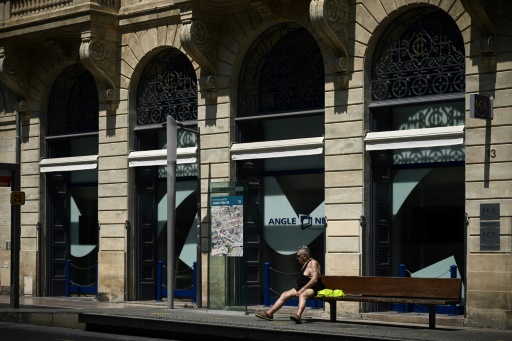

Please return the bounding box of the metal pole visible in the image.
[166,116,177,309]
[124,220,130,302]
[10,112,21,308]
[195,127,202,308]
[36,222,42,297]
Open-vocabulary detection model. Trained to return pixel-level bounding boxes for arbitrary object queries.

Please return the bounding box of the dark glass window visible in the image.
[47,64,99,158]
[371,8,465,100]
[136,49,198,125]
[47,64,99,136]
[237,24,325,143]
[239,24,324,117]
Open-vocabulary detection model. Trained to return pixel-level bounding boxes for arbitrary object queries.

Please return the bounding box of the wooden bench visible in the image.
[315,276,462,329]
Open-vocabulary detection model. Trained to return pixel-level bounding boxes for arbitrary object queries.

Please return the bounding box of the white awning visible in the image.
[128,147,197,167]
[40,155,99,173]
[364,125,465,151]
[230,137,324,160]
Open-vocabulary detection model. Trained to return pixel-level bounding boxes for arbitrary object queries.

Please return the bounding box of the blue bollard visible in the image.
[399,264,406,277]
[450,265,458,315]
[156,261,163,302]
[65,259,71,297]
[264,262,270,307]
[398,264,407,313]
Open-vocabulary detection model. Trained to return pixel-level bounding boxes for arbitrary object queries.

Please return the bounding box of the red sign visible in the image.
[0,176,11,187]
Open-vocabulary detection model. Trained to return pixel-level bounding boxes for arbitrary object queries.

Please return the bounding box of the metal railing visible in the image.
[263,262,321,309]
[396,263,460,315]
[157,260,197,304]
[65,259,98,298]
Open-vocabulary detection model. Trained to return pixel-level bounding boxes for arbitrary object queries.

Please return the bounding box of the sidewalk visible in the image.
[1,295,511,341]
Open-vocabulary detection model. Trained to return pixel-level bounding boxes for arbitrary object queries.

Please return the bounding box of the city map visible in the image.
[211,196,244,257]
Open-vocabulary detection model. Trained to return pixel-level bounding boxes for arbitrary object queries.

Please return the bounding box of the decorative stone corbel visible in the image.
[180,19,218,105]
[251,0,280,21]
[0,47,31,123]
[475,36,496,73]
[460,0,497,73]
[310,0,350,89]
[79,35,118,114]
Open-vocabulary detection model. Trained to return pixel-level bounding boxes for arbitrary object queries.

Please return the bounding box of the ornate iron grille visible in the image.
[136,49,198,125]
[371,9,465,100]
[393,146,465,164]
[48,64,99,136]
[238,24,324,116]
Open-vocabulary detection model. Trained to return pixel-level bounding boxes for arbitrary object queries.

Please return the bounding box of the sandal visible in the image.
[290,314,302,324]
[255,312,273,321]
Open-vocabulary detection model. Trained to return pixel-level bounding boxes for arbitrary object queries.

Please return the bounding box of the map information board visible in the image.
[211,196,243,257]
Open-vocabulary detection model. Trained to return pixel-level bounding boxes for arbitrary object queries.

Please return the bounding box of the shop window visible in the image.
[47,64,99,158]
[371,8,465,101]
[136,49,198,126]
[369,8,466,286]
[237,23,324,143]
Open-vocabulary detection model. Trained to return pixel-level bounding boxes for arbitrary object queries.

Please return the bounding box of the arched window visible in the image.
[48,64,99,136]
[235,24,326,306]
[239,24,324,117]
[45,64,99,297]
[136,49,198,125]
[368,8,466,286]
[132,49,199,301]
[371,8,465,100]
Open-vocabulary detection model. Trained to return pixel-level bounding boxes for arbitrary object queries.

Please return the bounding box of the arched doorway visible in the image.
[236,23,326,306]
[132,48,199,301]
[367,8,466,313]
[45,64,99,296]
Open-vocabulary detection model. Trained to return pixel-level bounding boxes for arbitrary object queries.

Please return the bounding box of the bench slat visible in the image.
[318,296,460,305]
[316,276,463,329]
[320,276,461,300]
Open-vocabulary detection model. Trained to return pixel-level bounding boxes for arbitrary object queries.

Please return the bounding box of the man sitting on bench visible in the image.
[255,245,325,324]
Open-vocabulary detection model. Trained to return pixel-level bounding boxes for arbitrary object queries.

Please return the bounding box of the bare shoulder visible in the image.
[309,258,321,270]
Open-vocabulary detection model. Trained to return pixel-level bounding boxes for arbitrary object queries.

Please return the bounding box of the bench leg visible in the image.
[428,305,436,329]
[330,301,337,322]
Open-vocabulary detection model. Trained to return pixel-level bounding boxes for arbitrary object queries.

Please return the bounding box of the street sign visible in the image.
[10,191,25,205]
[470,94,493,120]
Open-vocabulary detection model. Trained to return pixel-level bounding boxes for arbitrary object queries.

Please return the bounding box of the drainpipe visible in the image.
[36,222,42,297]
[195,127,201,308]
[10,111,21,308]
[124,220,130,302]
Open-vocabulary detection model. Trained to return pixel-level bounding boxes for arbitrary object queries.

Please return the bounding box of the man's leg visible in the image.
[291,289,314,324]
[256,288,298,320]
[268,288,297,315]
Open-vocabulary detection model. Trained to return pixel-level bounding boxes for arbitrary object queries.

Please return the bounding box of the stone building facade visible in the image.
[0,0,510,330]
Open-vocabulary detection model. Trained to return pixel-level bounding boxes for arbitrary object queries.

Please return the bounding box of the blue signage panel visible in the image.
[470,94,493,120]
